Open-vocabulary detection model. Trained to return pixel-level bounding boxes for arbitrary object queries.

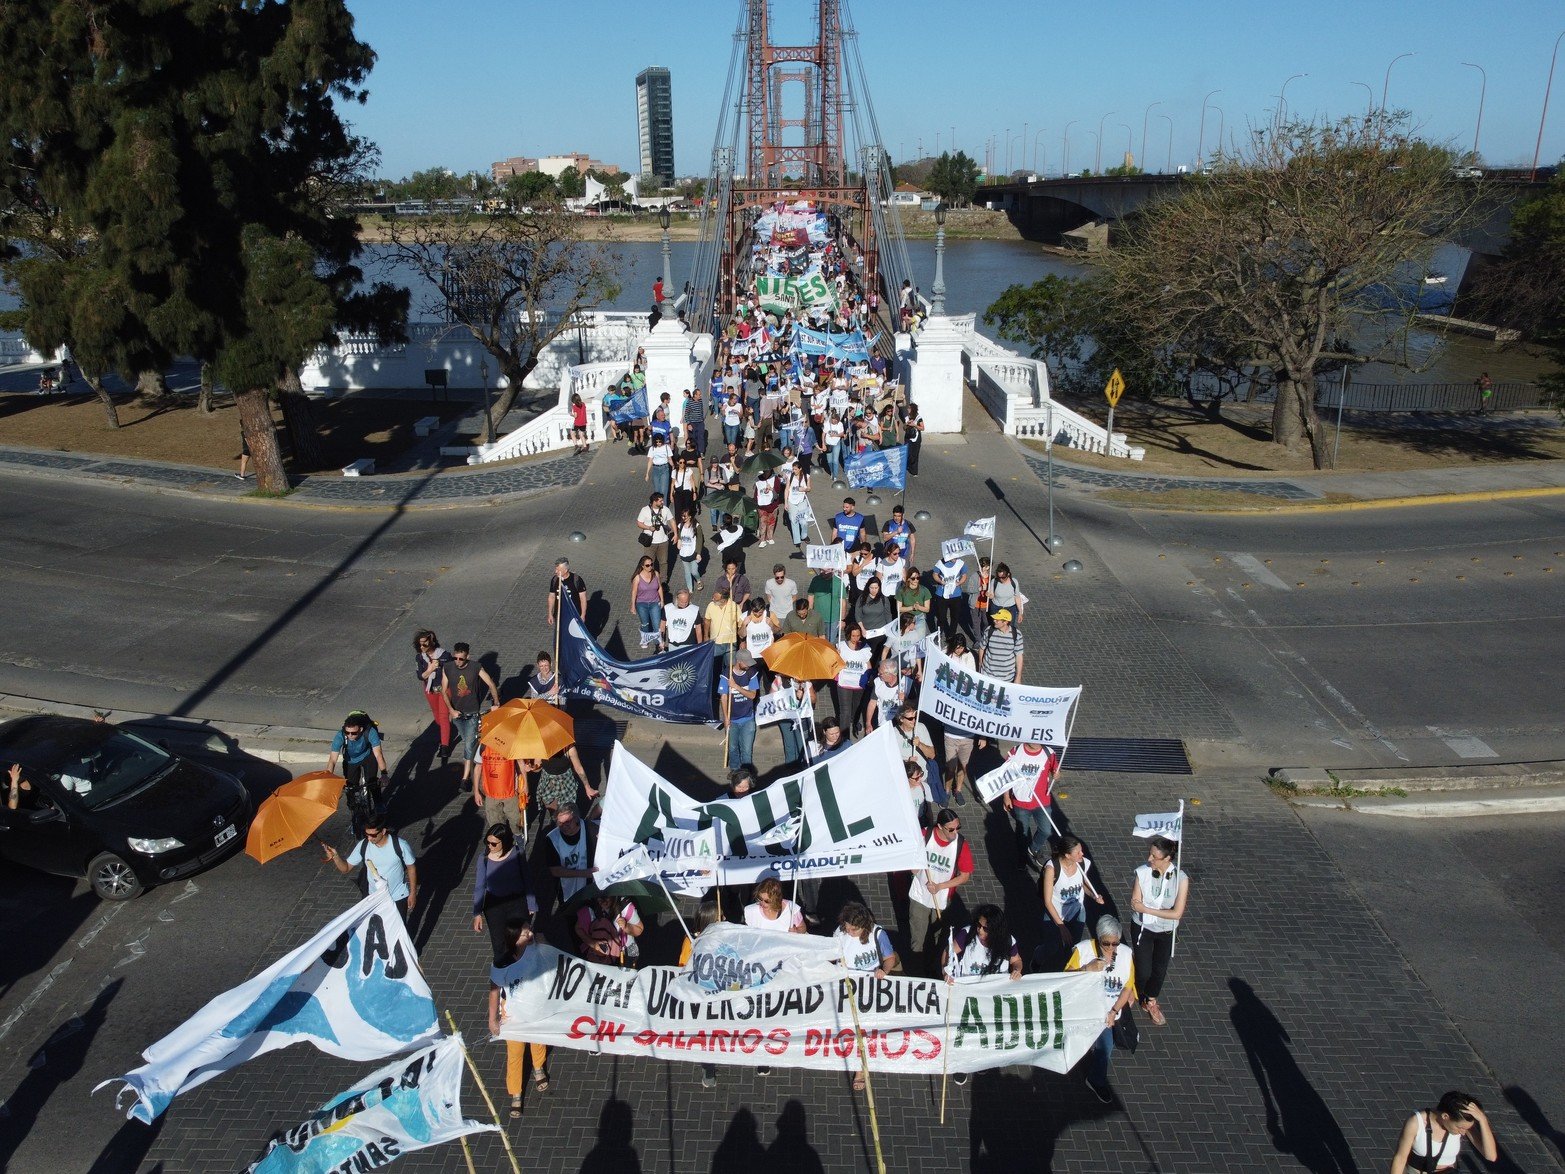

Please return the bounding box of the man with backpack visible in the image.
[323,817,419,926]
[326,711,390,829]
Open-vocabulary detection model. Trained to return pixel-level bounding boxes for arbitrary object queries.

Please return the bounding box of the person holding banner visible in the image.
[744,877,807,935]
[1066,915,1138,1104]
[906,809,974,976]
[1128,835,1190,1027]
[856,578,895,662]
[576,892,644,968]
[1001,741,1062,866]
[488,917,552,1113]
[631,556,667,652]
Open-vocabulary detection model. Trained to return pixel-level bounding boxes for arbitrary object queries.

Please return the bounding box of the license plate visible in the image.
[214,824,236,847]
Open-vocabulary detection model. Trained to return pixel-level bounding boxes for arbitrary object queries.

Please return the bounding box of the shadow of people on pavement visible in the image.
[1504,1084,1565,1167]
[579,1097,640,1174]
[967,1067,1119,1172]
[762,1100,823,1174]
[711,1106,767,1174]
[1228,977,1360,1173]
[0,979,122,1169]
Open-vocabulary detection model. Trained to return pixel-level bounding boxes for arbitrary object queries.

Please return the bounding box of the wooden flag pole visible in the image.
[939,927,956,1125]
[444,1010,523,1174]
[843,977,888,1174]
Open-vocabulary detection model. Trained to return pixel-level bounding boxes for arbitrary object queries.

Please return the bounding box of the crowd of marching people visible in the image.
[307,200,1509,1171]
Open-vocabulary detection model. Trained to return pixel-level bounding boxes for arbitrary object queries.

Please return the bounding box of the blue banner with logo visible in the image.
[557,594,717,725]
[846,444,908,491]
[794,326,870,362]
[611,387,648,424]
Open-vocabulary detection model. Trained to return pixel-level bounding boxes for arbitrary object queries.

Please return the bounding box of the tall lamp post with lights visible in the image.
[657,205,674,321]
[930,203,947,316]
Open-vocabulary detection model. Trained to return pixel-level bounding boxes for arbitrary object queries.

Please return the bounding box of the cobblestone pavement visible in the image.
[3,754,1556,1173]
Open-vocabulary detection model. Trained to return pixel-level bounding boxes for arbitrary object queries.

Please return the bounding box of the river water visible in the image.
[4,239,1546,387]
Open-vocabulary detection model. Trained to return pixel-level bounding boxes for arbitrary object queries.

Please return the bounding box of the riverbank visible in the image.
[352,205,1029,243]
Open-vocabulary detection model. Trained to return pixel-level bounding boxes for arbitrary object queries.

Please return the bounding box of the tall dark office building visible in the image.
[636,66,675,186]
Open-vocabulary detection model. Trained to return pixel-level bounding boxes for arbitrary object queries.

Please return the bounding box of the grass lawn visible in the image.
[0,392,468,474]
[1035,397,1565,476]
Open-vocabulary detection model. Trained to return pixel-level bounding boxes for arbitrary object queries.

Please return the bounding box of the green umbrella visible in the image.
[705,487,751,517]
[564,876,678,918]
[740,450,787,477]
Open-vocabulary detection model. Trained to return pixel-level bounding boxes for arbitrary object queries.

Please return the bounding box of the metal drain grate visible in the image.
[1062,737,1192,774]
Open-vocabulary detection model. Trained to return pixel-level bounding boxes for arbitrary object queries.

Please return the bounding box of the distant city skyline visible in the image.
[347,0,1565,180]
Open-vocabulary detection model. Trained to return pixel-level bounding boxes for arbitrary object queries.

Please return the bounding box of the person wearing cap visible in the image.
[719,649,761,768]
[906,808,974,976]
[978,608,1025,683]
[1066,915,1138,1104]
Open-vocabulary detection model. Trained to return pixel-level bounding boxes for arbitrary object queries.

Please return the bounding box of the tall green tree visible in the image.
[1097,116,1476,467]
[925,152,981,207]
[0,1,403,491]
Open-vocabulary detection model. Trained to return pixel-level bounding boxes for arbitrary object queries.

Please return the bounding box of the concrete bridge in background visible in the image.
[978,172,1551,258]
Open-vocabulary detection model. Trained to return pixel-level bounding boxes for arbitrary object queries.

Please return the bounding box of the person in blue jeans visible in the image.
[630,557,666,651]
[327,711,390,832]
[720,649,761,768]
[1066,916,1137,1104]
[323,818,419,925]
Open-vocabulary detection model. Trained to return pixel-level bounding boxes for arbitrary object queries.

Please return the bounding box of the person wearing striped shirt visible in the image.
[978,608,1025,682]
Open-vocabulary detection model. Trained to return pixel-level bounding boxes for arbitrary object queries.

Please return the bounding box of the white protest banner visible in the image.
[244,1035,495,1174]
[806,543,846,571]
[98,892,439,1123]
[919,641,1081,745]
[596,725,923,883]
[496,943,1104,1076]
[1133,810,1183,840]
[941,537,978,561]
[756,809,803,847]
[964,516,996,541]
[793,496,816,527]
[862,617,902,643]
[973,760,1028,805]
[599,827,720,896]
[755,688,810,728]
[672,922,841,996]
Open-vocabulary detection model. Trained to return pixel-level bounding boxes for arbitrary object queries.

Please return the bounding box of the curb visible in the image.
[1292,787,1565,819]
[1194,485,1565,516]
[1273,761,1565,793]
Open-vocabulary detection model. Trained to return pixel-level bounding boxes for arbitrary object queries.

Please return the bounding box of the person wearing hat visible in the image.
[720,649,761,769]
[978,608,1025,683]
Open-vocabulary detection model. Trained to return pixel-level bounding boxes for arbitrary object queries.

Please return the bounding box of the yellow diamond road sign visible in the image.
[1105,368,1126,407]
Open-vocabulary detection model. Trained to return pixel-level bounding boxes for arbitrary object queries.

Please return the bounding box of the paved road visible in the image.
[2,424,1564,1170]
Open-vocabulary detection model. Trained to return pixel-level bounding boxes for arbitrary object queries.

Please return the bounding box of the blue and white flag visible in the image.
[244,1035,495,1173]
[557,593,717,725]
[98,892,439,1123]
[794,326,870,362]
[845,444,908,491]
[611,387,648,424]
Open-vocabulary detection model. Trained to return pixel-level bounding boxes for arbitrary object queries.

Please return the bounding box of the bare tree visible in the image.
[384,206,621,436]
[1098,116,1479,467]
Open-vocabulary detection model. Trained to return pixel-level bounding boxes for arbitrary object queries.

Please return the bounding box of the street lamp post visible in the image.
[1382,52,1413,114]
[1198,90,1221,166]
[1097,110,1117,174]
[1086,131,1099,175]
[658,205,673,321]
[1141,101,1161,172]
[1033,129,1047,177]
[1062,121,1077,176]
[480,359,494,445]
[1532,31,1565,180]
[1004,127,1012,174]
[1159,114,1174,173]
[1120,124,1134,169]
[1279,72,1307,126]
[1350,81,1375,115]
[1461,62,1487,161]
[1022,121,1029,170]
[930,203,947,316]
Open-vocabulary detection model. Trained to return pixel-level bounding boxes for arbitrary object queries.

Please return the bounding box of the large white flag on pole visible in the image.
[1132,810,1183,840]
[97,892,440,1123]
[964,516,996,541]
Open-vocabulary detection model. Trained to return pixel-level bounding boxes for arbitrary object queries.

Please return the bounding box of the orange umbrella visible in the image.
[763,633,845,681]
[246,771,346,864]
[480,699,575,760]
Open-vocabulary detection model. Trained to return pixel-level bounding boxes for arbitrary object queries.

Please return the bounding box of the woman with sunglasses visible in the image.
[1390,1091,1497,1173]
[832,622,873,735]
[987,562,1024,627]
[1065,915,1137,1104]
[471,824,537,967]
[630,555,666,652]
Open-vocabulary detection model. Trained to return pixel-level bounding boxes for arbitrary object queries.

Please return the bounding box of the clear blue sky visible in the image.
[347,0,1565,179]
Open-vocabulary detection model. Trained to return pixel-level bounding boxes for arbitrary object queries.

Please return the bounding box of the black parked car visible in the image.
[0,715,251,900]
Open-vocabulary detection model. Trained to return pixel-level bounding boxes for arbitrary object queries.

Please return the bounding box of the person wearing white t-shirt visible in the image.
[661,589,704,648]
[1128,834,1190,1027]
[833,900,898,1091]
[744,877,806,934]
[1066,915,1137,1104]
[635,493,674,582]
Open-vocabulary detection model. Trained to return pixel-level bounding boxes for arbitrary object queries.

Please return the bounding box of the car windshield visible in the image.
[49,728,174,810]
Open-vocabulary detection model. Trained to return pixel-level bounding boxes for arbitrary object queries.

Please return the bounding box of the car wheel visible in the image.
[88,852,144,901]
